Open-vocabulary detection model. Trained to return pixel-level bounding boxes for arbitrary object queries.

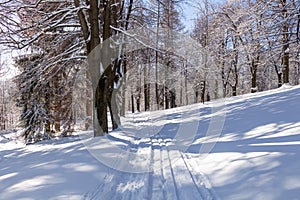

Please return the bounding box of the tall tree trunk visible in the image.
[232,85,237,96]
[250,57,258,93]
[220,41,227,98]
[232,40,239,96]
[136,97,140,112]
[108,60,121,130]
[170,89,176,108]
[120,59,127,116]
[45,82,52,136]
[89,0,102,136]
[275,64,283,88]
[200,81,205,104]
[137,74,141,112]
[282,0,289,84]
[95,74,108,134]
[165,87,169,109]
[155,1,160,110]
[131,93,134,113]
[0,85,6,130]
[54,76,61,132]
[144,63,150,111]
[54,100,61,132]
[184,66,188,105]
[180,72,183,106]
[195,90,199,103]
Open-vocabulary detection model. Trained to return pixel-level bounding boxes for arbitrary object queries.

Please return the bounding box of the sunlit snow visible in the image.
[1,85,300,200]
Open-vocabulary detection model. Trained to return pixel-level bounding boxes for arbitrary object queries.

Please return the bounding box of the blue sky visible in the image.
[182,1,198,31]
[181,0,226,31]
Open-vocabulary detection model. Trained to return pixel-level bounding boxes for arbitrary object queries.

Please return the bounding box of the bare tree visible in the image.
[0,0,85,143]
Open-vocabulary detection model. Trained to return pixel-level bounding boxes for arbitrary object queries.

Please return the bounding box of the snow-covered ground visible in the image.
[1,85,300,200]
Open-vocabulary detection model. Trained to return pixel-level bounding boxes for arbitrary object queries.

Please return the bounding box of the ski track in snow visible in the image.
[83,109,216,200]
[84,132,216,200]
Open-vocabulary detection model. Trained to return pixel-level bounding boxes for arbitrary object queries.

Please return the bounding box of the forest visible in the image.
[0,0,299,143]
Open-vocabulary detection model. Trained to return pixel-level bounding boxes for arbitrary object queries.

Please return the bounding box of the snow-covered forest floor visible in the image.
[1,85,300,200]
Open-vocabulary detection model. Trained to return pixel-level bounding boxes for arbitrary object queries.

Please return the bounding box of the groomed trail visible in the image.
[84,132,217,200]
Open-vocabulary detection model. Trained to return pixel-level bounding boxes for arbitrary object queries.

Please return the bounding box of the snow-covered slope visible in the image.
[188,85,300,200]
[1,85,300,200]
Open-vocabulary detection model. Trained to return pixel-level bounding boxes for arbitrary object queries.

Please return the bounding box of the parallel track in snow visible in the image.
[85,132,216,200]
[84,110,216,200]
[154,132,215,200]
[148,131,218,200]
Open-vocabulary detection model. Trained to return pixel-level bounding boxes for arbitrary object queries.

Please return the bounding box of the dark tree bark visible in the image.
[165,86,169,109]
[274,64,283,88]
[250,56,259,93]
[200,81,205,104]
[281,0,289,84]
[131,93,135,113]
[94,0,133,135]
[144,63,150,111]
[136,97,140,112]
[170,89,176,108]
[44,82,52,136]
[195,91,199,103]
[231,42,239,96]
[120,59,127,116]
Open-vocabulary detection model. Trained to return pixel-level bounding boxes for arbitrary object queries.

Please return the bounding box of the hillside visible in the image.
[1,85,300,200]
